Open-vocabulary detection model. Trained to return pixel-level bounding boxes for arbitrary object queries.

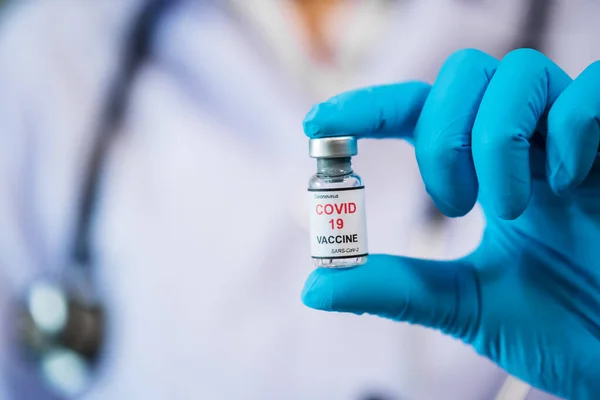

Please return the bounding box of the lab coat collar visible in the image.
[221,0,397,98]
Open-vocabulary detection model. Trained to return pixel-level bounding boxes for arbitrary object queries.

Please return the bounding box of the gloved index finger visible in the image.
[303,82,431,140]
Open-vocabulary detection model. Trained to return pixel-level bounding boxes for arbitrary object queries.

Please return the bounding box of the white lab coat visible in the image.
[0,0,598,399]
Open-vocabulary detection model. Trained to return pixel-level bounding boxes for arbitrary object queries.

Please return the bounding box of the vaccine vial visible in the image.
[308,136,368,268]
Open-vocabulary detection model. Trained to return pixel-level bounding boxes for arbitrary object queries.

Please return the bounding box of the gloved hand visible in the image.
[301,48,600,400]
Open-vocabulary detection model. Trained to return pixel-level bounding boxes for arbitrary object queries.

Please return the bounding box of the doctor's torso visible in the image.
[0,1,598,399]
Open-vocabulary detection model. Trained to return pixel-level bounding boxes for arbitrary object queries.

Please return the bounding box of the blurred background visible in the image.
[0,1,597,399]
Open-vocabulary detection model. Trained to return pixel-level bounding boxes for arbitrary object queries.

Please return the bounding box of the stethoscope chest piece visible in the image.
[16,279,105,398]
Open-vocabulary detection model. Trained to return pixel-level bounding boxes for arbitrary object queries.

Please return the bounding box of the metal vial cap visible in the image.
[309,136,358,158]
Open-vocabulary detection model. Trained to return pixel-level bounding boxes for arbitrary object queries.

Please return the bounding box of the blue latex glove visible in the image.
[301,49,600,400]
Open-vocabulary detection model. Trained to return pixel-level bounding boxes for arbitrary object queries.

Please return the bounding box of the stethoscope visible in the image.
[13,0,174,397]
[10,0,552,398]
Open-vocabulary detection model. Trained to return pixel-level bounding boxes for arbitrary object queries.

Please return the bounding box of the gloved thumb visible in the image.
[302,254,481,342]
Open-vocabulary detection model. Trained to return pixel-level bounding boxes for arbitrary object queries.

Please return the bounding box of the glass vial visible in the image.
[308,136,368,268]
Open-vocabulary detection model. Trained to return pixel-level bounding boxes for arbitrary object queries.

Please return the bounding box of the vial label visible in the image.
[308,187,368,259]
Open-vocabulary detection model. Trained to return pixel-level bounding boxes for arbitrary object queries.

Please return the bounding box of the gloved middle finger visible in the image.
[472,48,572,220]
[415,48,498,218]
